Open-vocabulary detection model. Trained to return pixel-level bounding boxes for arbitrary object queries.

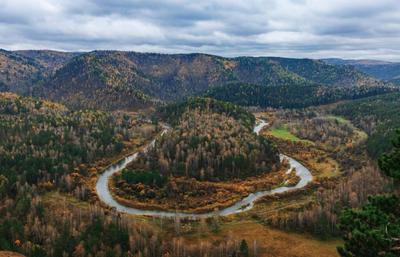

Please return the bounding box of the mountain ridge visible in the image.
[0,49,393,110]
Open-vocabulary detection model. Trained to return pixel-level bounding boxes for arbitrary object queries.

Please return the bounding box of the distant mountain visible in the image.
[41,51,390,109]
[322,58,394,66]
[322,58,400,82]
[38,51,316,109]
[271,57,384,88]
[0,49,43,94]
[205,82,392,109]
[15,50,81,74]
[0,49,393,110]
[0,49,80,94]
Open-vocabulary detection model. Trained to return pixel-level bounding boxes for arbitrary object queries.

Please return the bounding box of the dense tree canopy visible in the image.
[338,129,400,257]
[334,93,400,158]
[157,97,255,129]
[0,92,142,188]
[338,195,400,257]
[147,108,279,181]
[379,129,400,180]
[0,93,244,257]
[206,82,393,109]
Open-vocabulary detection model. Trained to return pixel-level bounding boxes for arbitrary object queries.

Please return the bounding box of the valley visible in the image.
[3,0,400,255]
[0,50,398,257]
[96,114,311,217]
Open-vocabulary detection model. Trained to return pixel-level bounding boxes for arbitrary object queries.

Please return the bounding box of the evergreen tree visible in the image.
[379,129,400,181]
[239,240,249,257]
[338,129,400,256]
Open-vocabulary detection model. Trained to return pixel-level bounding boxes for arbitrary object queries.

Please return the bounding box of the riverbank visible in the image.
[95,119,313,218]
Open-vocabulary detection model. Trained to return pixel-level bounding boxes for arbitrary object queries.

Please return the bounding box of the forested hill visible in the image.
[147,97,279,181]
[0,49,392,110]
[205,82,393,109]
[333,92,400,158]
[0,49,81,97]
[0,49,44,94]
[322,58,400,83]
[15,50,81,74]
[0,92,140,186]
[157,97,255,129]
[268,57,385,88]
[38,51,312,109]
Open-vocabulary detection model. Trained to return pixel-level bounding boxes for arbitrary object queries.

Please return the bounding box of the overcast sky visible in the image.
[1,0,400,61]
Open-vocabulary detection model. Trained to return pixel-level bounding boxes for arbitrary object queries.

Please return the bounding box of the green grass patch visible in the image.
[270,128,312,144]
[326,115,368,140]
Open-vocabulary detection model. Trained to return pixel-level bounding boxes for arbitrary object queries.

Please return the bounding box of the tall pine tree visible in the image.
[338,129,400,257]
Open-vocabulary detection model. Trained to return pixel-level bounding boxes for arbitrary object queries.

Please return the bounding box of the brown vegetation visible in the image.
[146,109,280,180]
[111,164,293,213]
[251,109,389,237]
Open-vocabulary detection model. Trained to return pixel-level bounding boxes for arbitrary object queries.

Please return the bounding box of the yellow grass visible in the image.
[42,191,341,257]
[182,220,341,257]
[0,251,25,257]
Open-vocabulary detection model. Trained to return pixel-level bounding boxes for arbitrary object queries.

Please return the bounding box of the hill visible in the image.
[15,50,81,73]
[322,58,400,82]
[39,51,154,110]
[0,92,143,185]
[39,51,312,109]
[269,57,385,88]
[157,97,255,128]
[205,82,392,109]
[40,51,390,110]
[0,49,80,94]
[333,92,400,158]
[0,50,393,110]
[142,98,279,180]
[0,49,43,94]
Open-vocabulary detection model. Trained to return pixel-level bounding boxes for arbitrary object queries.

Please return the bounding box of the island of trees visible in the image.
[111,98,286,212]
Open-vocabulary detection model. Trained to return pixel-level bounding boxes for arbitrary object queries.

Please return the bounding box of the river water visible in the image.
[95,119,313,219]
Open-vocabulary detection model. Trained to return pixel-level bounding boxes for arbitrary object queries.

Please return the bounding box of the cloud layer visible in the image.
[1,0,400,60]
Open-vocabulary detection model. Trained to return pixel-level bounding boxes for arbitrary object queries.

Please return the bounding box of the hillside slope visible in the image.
[0,50,392,110]
[0,50,43,94]
[15,50,81,73]
[322,58,400,82]
[39,51,390,109]
[0,49,80,94]
[40,51,311,108]
[205,82,392,109]
[271,57,385,88]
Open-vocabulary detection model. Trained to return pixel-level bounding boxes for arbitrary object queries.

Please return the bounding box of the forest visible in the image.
[205,82,395,109]
[157,97,256,129]
[0,49,399,256]
[149,108,279,180]
[1,49,392,111]
[0,92,141,187]
[333,92,400,158]
[0,90,399,256]
[0,93,258,257]
[245,108,389,240]
[108,99,290,213]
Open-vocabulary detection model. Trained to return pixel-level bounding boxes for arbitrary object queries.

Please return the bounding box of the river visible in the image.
[95,119,313,219]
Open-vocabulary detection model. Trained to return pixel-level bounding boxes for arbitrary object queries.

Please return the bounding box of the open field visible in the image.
[42,191,340,257]
[213,220,340,257]
[270,127,309,142]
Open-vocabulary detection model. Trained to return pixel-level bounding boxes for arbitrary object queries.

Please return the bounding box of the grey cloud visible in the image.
[0,0,400,61]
